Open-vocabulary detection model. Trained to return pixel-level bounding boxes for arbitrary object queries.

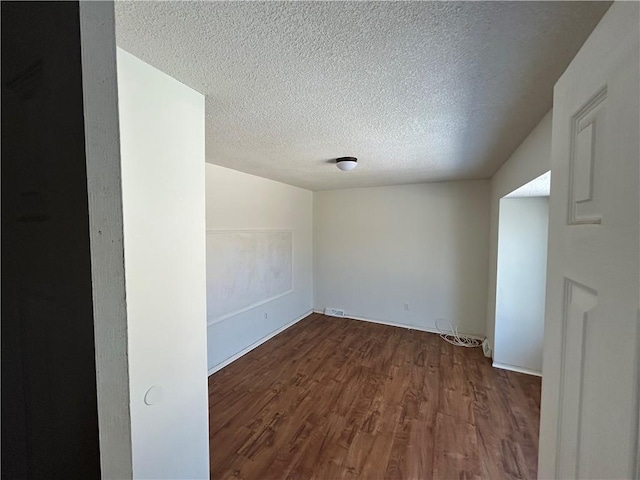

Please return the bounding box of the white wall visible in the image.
[314,181,490,336]
[205,164,313,372]
[80,4,133,477]
[494,197,549,375]
[486,110,552,352]
[117,49,209,479]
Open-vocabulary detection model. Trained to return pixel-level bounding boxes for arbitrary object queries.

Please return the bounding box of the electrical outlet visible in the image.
[403,303,410,311]
[264,313,268,319]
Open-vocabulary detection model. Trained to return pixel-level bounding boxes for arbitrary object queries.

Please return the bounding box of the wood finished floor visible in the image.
[208,314,541,479]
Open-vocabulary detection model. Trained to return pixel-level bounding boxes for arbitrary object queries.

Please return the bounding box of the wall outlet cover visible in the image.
[482,338,492,358]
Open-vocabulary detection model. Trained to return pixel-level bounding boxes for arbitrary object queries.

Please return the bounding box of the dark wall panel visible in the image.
[2,2,101,478]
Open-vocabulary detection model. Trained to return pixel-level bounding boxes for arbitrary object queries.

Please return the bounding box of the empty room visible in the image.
[2,1,639,479]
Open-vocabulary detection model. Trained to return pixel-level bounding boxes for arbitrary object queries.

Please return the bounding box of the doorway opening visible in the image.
[494,171,551,377]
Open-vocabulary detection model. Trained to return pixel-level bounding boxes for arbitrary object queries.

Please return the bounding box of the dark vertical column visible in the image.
[2,2,101,478]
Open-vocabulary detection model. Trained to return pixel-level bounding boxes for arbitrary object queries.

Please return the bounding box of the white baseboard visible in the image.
[207,310,313,376]
[312,310,485,341]
[492,361,542,377]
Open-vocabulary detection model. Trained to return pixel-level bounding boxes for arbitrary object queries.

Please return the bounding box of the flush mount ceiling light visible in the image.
[336,156,358,171]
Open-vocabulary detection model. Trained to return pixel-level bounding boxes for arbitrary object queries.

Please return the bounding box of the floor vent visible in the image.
[324,308,345,318]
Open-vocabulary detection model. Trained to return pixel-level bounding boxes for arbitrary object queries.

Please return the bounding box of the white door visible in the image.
[538,3,640,479]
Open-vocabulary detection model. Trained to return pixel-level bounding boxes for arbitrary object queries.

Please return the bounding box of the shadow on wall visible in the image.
[447,184,492,337]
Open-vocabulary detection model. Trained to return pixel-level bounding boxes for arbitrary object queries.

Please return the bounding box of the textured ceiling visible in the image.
[115,1,609,191]
[505,171,551,198]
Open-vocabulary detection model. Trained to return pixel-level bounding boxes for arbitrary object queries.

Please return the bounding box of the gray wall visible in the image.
[205,164,314,372]
[314,181,491,336]
[494,197,549,374]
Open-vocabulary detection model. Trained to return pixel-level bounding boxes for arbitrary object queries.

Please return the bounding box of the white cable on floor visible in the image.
[435,318,483,348]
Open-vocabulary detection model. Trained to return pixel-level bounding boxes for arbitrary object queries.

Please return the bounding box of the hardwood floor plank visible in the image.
[209,314,541,479]
[439,342,475,425]
[433,412,482,480]
[405,419,435,480]
[385,427,410,480]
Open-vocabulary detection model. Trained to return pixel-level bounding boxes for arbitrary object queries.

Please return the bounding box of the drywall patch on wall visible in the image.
[205,163,313,371]
[207,229,293,324]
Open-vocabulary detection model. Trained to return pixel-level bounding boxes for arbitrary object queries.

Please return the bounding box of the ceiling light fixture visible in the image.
[336,156,358,171]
